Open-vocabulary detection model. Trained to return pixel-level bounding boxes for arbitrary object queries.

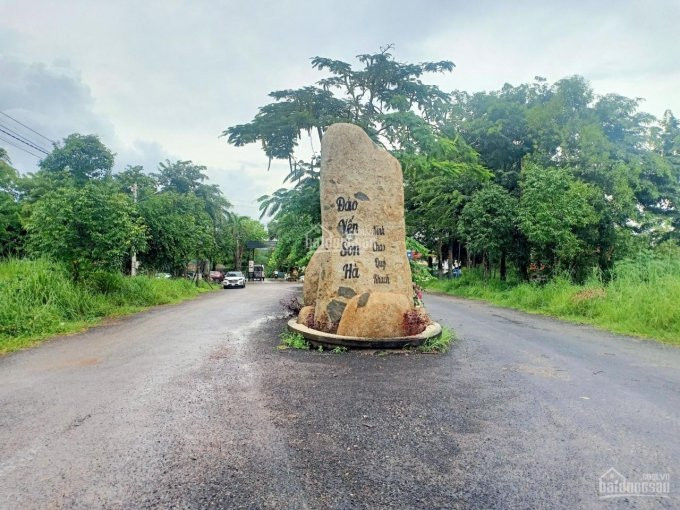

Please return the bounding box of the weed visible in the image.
[416,326,455,353]
[278,330,310,350]
[332,346,347,353]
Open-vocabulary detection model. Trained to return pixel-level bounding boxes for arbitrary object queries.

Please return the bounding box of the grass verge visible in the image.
[0,259,215,355]
[425,251,680,345]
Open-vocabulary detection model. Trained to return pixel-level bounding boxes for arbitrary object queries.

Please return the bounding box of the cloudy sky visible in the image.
[1,0,679,218]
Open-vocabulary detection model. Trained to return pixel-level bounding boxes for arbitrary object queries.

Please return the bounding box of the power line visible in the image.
[0,110,55,144]
[0,126,49,155]
[0,134,43,159]
[0,121,50,154]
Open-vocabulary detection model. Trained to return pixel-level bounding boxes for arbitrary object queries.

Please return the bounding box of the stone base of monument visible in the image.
[287,318,442,349]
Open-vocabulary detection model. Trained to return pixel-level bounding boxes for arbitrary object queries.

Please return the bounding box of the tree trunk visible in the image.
[437,241,443,278]
[500,250,507,282]
[447,238,454,279]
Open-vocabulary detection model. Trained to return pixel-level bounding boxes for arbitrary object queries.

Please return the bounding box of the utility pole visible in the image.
[131,183,138,276]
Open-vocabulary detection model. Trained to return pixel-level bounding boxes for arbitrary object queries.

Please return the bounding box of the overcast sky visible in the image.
[1,0,679,218]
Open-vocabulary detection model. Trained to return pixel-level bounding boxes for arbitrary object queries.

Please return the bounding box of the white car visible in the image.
[223,271,246,289]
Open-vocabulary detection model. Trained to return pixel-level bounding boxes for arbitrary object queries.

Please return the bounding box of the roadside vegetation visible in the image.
[1,133,266,353]
[0,259,214,354]
[427,246,680,345]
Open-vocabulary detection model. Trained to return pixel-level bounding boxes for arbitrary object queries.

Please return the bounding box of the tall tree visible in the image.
[224,46,455,179]
[0,157,22,256]
[221,213,267,270]
[138,192,214,275]
[39,133,114,184]
[458,184,518,280]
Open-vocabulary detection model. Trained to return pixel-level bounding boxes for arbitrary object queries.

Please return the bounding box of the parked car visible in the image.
[223,271,246,289]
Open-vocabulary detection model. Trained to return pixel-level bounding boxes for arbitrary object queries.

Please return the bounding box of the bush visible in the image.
[403,309,428,336]
[410,261,435,285]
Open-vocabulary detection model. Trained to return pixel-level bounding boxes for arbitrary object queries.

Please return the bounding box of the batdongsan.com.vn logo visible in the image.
[598,468,670,499]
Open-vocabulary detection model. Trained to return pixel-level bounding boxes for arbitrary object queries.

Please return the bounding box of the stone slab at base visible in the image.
[287,318,442,349]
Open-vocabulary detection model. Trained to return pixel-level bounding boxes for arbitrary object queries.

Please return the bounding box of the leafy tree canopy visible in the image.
[39,133,114,184]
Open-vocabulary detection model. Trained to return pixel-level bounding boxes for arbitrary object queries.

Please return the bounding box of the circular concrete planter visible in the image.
[287,318,442,349]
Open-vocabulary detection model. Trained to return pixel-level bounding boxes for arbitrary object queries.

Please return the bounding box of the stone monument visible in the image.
[295,123,438,344]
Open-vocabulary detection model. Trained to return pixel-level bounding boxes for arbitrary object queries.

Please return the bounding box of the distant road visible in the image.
[0,284,677,508]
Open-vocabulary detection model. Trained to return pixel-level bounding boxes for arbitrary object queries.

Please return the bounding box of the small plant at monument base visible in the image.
[279,297,303,317]
[332,346,347,354]
[279,330,310,350]
[402,309,429,336]
[416,326,455,353]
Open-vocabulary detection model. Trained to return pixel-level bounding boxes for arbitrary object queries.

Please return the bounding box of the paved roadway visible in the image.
[0,282,678,509]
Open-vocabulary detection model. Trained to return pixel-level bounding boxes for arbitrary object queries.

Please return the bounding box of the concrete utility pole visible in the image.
[131,183,138,276]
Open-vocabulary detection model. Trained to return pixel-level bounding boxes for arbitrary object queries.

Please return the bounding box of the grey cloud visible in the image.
[1,0,678,217]
[0,56,174,176]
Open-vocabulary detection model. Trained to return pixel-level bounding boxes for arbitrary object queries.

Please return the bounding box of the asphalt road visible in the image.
[0,282,678,509]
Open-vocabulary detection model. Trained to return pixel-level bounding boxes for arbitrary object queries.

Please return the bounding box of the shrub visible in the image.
[279,297,303,317]
[403,309,428,336]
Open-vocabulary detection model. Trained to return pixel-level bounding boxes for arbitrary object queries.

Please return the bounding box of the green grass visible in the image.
[425,251,680,345]
[278,330,310,350]
[416,326,455,353]
[0,259,215,355]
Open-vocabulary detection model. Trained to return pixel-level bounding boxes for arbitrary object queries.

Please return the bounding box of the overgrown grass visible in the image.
[278,330,310,350]
[425,249,680,345]
[0,259,215,354]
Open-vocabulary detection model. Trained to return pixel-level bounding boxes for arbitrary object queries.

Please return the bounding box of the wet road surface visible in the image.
[0,283,678,509]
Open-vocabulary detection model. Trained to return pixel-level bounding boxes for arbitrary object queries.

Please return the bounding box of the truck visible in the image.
[253,264,265,281]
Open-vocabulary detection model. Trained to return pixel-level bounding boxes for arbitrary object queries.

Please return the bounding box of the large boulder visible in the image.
[336,292,412,338]
[313,123,413,329]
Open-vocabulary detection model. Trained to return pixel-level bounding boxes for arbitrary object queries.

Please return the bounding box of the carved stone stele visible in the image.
[310,123,414,333]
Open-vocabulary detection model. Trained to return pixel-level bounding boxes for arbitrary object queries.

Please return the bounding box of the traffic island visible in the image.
[296,123,442,347]
[287,318,442,349]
